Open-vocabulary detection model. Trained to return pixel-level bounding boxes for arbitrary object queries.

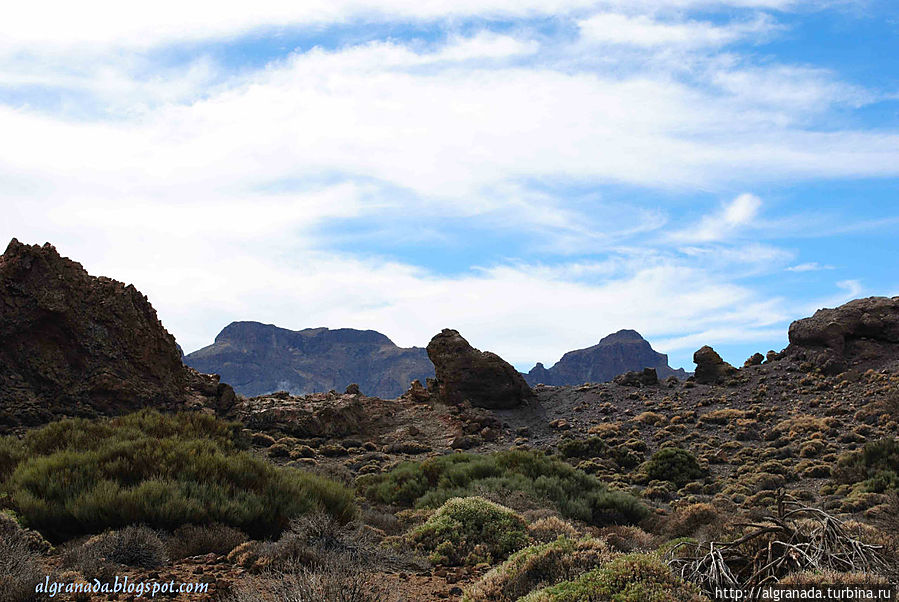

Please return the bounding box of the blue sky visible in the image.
[1,0,898,372]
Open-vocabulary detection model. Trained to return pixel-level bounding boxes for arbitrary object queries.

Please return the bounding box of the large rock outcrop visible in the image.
[0,239,234,430]
[786,296,899,374]
[524,329,687,386]
[426,329,533,409]
[184,322,434,398]
[692,345,738,384]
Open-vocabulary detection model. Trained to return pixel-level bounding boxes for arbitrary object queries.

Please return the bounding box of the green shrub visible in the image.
[464,536,614,602]
[519,553,708,602]
[3,410,355,540]
[834,438,899,493]
[643,448,705,488]
[558,437,642,470]
[359,450,648,527]
[410,497,529,566]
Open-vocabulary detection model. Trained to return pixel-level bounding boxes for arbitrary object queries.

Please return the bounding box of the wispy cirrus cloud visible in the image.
[1,0,897,372]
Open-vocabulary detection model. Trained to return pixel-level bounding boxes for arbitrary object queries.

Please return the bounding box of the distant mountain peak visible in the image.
[185,322,431,398]
[524,329,686,386]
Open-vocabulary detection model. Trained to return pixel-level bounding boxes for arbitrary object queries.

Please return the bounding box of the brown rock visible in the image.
[426,329,533,409]
[787,296,899,374]
[0,239,234,431]
[744,352,764,367]
[692,345,738,384]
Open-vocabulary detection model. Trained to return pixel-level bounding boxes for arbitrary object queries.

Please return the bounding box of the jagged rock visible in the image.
[237,392,368,438]
[0,239,234,431]
[184,321,434,399]
[692,346,738,384]
[613,367,659,387]
[744,353,765,367]
[524,330,686,386]
[786,296,899,374]
[404,379,431,402]
[426,328,533,410]
[345,383,361,395]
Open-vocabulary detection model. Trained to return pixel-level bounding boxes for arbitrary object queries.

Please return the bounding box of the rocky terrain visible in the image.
[1,240,897,602]
[0,239,234,433]
[184,321,433,399]
[524,329,688,386]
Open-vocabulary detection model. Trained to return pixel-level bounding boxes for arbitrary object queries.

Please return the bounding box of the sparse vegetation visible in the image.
[464,536,614,601]
[834,438,899,493]
[519,553,708,602]
[1,410,356,540]
[359,449,649,526]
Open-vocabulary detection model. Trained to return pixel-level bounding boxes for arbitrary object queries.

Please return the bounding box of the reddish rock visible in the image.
[426,328,533,410]
[0,239,234,431]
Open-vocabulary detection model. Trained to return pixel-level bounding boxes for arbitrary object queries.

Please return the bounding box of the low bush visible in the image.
[834,438,899,493]
[0,520,43,602]
[643,448,705,488]
[519,553,708,602]
[166,523,248,559]
[225,558,386,602]
[73,525,167,570]
[2,410,355,540]
[410,497,529,566]
[359,450,648,526]
[528,516,579,544]
[464,536,614,602]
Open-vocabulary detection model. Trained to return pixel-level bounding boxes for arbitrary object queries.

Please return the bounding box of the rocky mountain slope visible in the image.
[524,329,687,386]
[0,239,234,432]
[184,321,434,398]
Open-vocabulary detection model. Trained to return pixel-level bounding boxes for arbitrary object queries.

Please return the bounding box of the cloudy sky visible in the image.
[2,0,898,371]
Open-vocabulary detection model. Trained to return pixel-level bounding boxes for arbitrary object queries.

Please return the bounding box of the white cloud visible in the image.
[786,262,834,272]
[0,0,804,53]
[670,193,763,243]
[578,13,775,47]
[0,3,890,374]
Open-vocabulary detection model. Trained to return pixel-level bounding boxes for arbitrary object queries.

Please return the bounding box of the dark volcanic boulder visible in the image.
[0,239,234,430]
[786,296,899,374]
[524,329,686,386]
[692,346,738,385]
[426,329,533,409]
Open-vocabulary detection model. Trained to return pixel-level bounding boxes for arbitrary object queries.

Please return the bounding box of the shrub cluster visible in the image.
[1,410,355,540]
[359,450,648,526]
[464,536,614,601]
[410,497,529,566]
[519,553,708,602]
[642,448,705,488]
[834,438,899,493]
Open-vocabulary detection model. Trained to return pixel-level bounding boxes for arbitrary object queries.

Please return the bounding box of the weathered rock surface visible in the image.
[236,391,369,438]
[786,296,899,374]
[0,239,234,431]
[184,322,433,399]
[426,329,533,409]
[524,330,687,386]
[692,345,738,384]
[613,367,659,387]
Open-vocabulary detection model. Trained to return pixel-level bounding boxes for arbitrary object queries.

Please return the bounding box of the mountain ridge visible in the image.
[523,329,687,386]
[184,321,434,398]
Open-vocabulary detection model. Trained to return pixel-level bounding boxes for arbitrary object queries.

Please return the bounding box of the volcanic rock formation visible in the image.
[786,296,899,374]
[426,328,533,409]
[524,329,687,386]
[692,345,738,384]
[184,322,434,398]
[0,239,234,431]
